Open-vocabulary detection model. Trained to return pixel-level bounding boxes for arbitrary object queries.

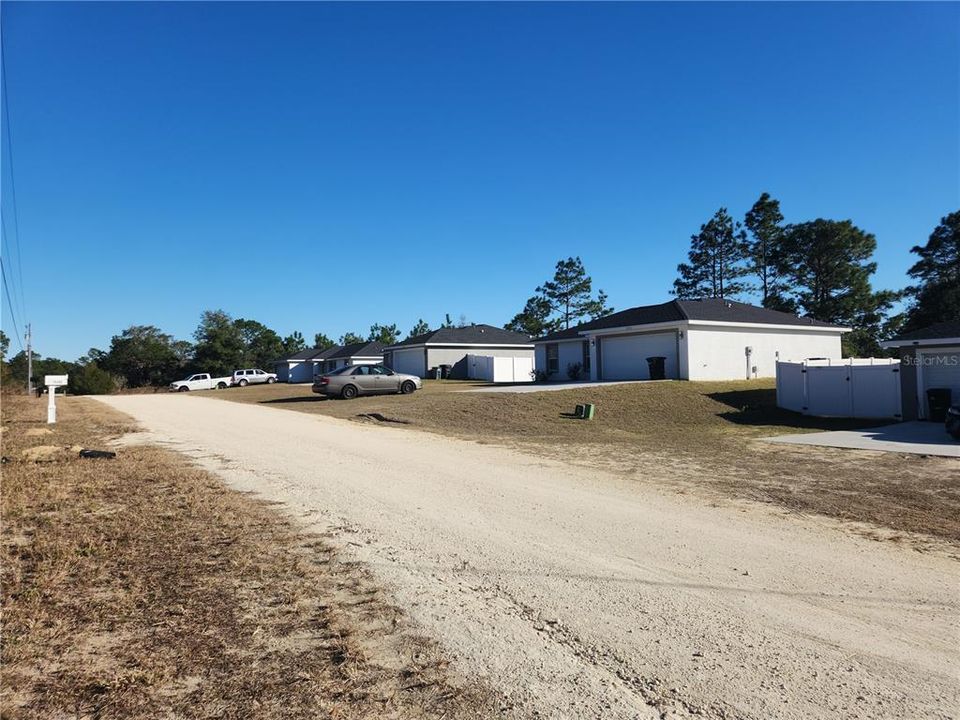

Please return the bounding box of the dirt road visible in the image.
[98,395,959,720]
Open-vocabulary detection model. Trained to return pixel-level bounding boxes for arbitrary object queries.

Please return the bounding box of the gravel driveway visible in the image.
[98,395,959,720]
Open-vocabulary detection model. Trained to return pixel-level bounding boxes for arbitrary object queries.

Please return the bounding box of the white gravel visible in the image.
[99,394,960,720]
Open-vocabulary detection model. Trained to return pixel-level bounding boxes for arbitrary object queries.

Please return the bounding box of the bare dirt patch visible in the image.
[202,379,960,543]
[1,395,500,719]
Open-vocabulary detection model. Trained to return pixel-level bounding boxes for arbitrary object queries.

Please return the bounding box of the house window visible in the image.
[546,343,559,374]
[582,341,590,374]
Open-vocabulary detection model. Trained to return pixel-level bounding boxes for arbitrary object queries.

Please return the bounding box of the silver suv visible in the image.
[231,368,278,387]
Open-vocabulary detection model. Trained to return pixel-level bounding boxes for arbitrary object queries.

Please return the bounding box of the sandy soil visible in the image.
[98,394,960,720]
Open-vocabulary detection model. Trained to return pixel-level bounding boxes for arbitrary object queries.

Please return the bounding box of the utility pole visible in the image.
[25,323,32,395]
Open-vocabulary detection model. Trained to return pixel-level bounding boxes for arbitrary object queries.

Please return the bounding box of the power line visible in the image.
[1,256,24,352]
[0,210,23,326]
[0,26,26,322]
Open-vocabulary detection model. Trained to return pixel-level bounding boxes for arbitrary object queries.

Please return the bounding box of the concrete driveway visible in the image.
[765,421,960,458]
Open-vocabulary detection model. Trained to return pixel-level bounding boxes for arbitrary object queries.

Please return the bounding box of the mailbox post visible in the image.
[44,374,68,424]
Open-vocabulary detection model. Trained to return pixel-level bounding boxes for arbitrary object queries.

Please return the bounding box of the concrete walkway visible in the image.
[464,379,661,393]
[765,421,960,458]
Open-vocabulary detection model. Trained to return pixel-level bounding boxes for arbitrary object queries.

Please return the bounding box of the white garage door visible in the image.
[600,333,677,381]
[392,348,425,377]
[921,349,960,410]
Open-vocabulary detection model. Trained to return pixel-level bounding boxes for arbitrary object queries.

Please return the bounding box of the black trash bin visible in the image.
[646,356,666,381]
[926,388,953,423]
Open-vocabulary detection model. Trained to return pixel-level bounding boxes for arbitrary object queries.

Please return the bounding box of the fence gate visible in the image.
[776,359,902,419]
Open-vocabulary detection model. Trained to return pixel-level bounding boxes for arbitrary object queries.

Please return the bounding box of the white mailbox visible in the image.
[45,374,69,424]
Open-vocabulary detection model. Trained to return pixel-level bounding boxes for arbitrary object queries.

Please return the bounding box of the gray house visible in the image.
[275,348,327,383]
[881,321,960,420]
[383,325,534,379]
[315,341,384,375]
[275,342,384,383]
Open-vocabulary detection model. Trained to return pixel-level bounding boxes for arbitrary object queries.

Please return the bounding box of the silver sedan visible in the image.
[312,364,422,399]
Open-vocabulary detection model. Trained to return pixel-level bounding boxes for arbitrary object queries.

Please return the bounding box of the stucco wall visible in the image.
[426,346,535,379]
[535,340,588,380]
[686,326,843,381]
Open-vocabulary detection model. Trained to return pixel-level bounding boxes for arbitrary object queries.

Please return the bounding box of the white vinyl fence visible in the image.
[776,359,902,419]
[466,354,534,383]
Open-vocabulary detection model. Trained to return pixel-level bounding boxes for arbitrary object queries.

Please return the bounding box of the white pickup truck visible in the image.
[169,373,232,392]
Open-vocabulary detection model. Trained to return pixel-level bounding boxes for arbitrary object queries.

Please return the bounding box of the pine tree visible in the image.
[368,323,401,345]
[536,257,613,329]
[408,319,431,338]
[672,208,751,299]
[778,219,898,355]
[901,210,960,333]
[282,331,307,355]
[505,296,558,337]
[744,193,789,308]
[339,332,364,345]
[313,332,335,350]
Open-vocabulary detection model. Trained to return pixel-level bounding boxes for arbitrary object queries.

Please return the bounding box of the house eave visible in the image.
[384,342,535,351]
[880,337,960,349]
[571,319,847,338]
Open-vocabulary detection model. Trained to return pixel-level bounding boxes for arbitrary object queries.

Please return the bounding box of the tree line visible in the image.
[0,310,463,395]
[671,196,957,354]
[506,200,958,357]
[3,201,955,392]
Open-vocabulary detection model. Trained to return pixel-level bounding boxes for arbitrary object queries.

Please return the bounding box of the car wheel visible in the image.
[400,380,416,395]
[238,378,248,387]
[267,377,276,384]
[216,382,227,390]
[341,384,358,400]
[178,386,189,392]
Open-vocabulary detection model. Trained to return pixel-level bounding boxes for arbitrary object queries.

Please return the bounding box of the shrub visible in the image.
[69,364,117,395]
[566,362,583,380]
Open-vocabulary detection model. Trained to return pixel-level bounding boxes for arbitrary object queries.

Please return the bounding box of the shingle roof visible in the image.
[536,299,842,342]
[677,298,839,327]
[385,324,534,349]
[282,348,323,361]
[327,341,385,359]
[887,320,960,343]
[312,345,342,360]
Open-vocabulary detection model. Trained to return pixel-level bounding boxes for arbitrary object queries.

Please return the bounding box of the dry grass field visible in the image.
[202,379,960,544]
[1,394,498,719]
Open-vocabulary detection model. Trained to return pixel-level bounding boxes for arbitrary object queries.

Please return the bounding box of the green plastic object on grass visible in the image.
[582,404,595,420]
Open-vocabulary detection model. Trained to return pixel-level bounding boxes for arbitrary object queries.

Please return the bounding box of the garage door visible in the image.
[921,349,960,414]
[288,362,314,383]
[600,332,677,381]
[392,349,425,378]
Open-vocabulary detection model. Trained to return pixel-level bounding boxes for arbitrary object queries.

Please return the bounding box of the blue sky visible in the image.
[2,2,957,360]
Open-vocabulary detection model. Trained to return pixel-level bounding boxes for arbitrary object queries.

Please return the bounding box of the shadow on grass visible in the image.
[706,388,893,432]
[260,397,327,405]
